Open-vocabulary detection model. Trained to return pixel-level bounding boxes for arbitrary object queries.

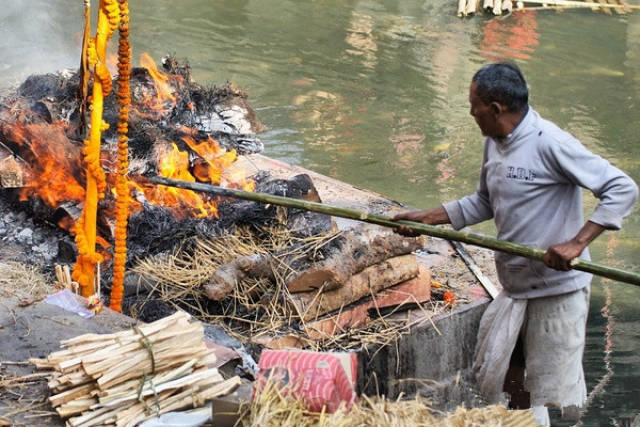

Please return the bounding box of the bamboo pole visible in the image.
[146,175,640,287]
[519,0,639,9]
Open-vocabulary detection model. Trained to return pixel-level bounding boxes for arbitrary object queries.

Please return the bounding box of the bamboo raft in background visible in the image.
[147,176,640,287]
[457,0,639,17]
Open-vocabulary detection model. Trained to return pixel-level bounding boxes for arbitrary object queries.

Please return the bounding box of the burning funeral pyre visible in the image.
[0,54,445,357]
[0,55,264,262]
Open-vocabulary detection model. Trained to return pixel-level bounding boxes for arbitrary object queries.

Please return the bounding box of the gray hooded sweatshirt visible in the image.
[444,107,638,299]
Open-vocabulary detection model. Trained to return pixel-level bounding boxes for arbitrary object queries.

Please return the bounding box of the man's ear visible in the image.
[490,102,502,116]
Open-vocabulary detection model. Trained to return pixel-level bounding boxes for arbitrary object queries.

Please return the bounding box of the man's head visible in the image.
[469,62,528,138]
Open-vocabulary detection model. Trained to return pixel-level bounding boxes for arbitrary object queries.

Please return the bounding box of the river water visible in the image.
[1,1,639,425]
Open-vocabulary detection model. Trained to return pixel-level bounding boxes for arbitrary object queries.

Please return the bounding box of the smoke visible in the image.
[0,0,84,89]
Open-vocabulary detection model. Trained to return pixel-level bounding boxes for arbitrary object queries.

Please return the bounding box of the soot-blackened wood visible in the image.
[203,225,425,301]
[217,173,334,238]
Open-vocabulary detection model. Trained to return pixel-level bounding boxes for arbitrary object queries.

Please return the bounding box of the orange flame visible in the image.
[136,142,215,218]
[182,135,255,191]
[3,54,253,230]
[134,136,254,218]
[1,121,86,210]
[139,52,177,112]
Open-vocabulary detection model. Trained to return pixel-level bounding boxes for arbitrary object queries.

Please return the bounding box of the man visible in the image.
[393,62,638,425]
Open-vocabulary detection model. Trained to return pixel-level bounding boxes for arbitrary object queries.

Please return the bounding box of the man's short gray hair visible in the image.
[472,63,528,113]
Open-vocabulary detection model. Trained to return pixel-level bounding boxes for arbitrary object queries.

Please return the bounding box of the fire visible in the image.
[138,52,178,113]
[136,136,254,219]
[2,53,254,229]
[0,121,86,210]
[181,135,255,191]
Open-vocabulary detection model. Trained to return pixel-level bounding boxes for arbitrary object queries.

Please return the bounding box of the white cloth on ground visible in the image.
[529,406,550,426]
[473,288,589,409]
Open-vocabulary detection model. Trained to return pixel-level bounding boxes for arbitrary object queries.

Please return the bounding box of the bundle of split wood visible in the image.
[30,311,241,427]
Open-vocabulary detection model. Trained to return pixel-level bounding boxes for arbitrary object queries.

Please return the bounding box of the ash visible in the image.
[0,194,73,269]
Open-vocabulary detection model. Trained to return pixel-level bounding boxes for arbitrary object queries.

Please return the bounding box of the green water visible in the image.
[2,1,639,424]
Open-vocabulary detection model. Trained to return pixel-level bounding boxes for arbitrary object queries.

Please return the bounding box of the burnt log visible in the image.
[204,225,424,301]
[216,173,334,237]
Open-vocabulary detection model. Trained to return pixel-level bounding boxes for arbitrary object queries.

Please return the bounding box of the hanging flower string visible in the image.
[110,0,131,312]
[73,0,120,297]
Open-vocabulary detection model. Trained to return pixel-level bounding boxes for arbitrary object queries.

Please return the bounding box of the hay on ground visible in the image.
[0,261,54,300]
[242,382,537,426]
[129,224,452,352]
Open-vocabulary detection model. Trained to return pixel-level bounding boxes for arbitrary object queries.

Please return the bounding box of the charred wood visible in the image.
[204,225,424,301]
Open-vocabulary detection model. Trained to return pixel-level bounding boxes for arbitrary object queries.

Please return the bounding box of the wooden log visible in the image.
[67,405,116,427]
[97,368,223,410]
[128,376,242,427]
[97,359,199,405]
[49,370,93,392]
[97,347,209,391]
[304,265,431,339]
[465,0,481,15]
[205,225,424,300]
[37,311,244,425]
[288,254,420,321]
[204,253,272,300]
[60,311,189,347]
[56,397,97,418]
[290,228,424,293]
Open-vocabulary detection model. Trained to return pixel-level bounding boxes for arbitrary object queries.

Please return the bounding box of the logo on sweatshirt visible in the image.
[506,166,536,181]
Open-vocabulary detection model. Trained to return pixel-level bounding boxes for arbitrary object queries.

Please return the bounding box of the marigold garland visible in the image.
[110,0,131,312]
[73,0,120,297]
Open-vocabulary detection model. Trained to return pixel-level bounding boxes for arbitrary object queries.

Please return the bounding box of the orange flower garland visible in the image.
[73,0,120,297]
[110,0,131,312]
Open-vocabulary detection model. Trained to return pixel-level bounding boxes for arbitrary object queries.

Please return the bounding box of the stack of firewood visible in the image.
[30,311,241,426]
[205,225,432,344]
[286,228,433,340]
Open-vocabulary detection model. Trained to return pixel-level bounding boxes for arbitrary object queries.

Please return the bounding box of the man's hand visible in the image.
[542,221,606,271]
[391,206,451,237]
[543,240,586,271]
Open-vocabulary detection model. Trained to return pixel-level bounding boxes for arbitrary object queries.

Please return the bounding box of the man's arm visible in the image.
[391,206,450,236]
[543,221,605,271]
[542,135,639,270]
[392,205,451,225]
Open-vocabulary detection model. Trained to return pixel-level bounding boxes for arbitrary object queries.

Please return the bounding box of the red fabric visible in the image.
[255,349,358,413]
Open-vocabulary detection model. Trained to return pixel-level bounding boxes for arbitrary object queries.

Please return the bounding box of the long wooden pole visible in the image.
[516,0,640,9]
[146,176,640,287]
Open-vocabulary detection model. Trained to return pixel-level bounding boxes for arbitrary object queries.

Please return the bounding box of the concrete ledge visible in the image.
[358,298,490,411]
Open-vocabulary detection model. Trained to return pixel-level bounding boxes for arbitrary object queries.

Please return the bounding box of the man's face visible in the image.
[469,82,498,137]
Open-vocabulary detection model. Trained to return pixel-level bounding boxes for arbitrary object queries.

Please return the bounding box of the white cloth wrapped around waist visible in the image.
[473,288,589,409]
